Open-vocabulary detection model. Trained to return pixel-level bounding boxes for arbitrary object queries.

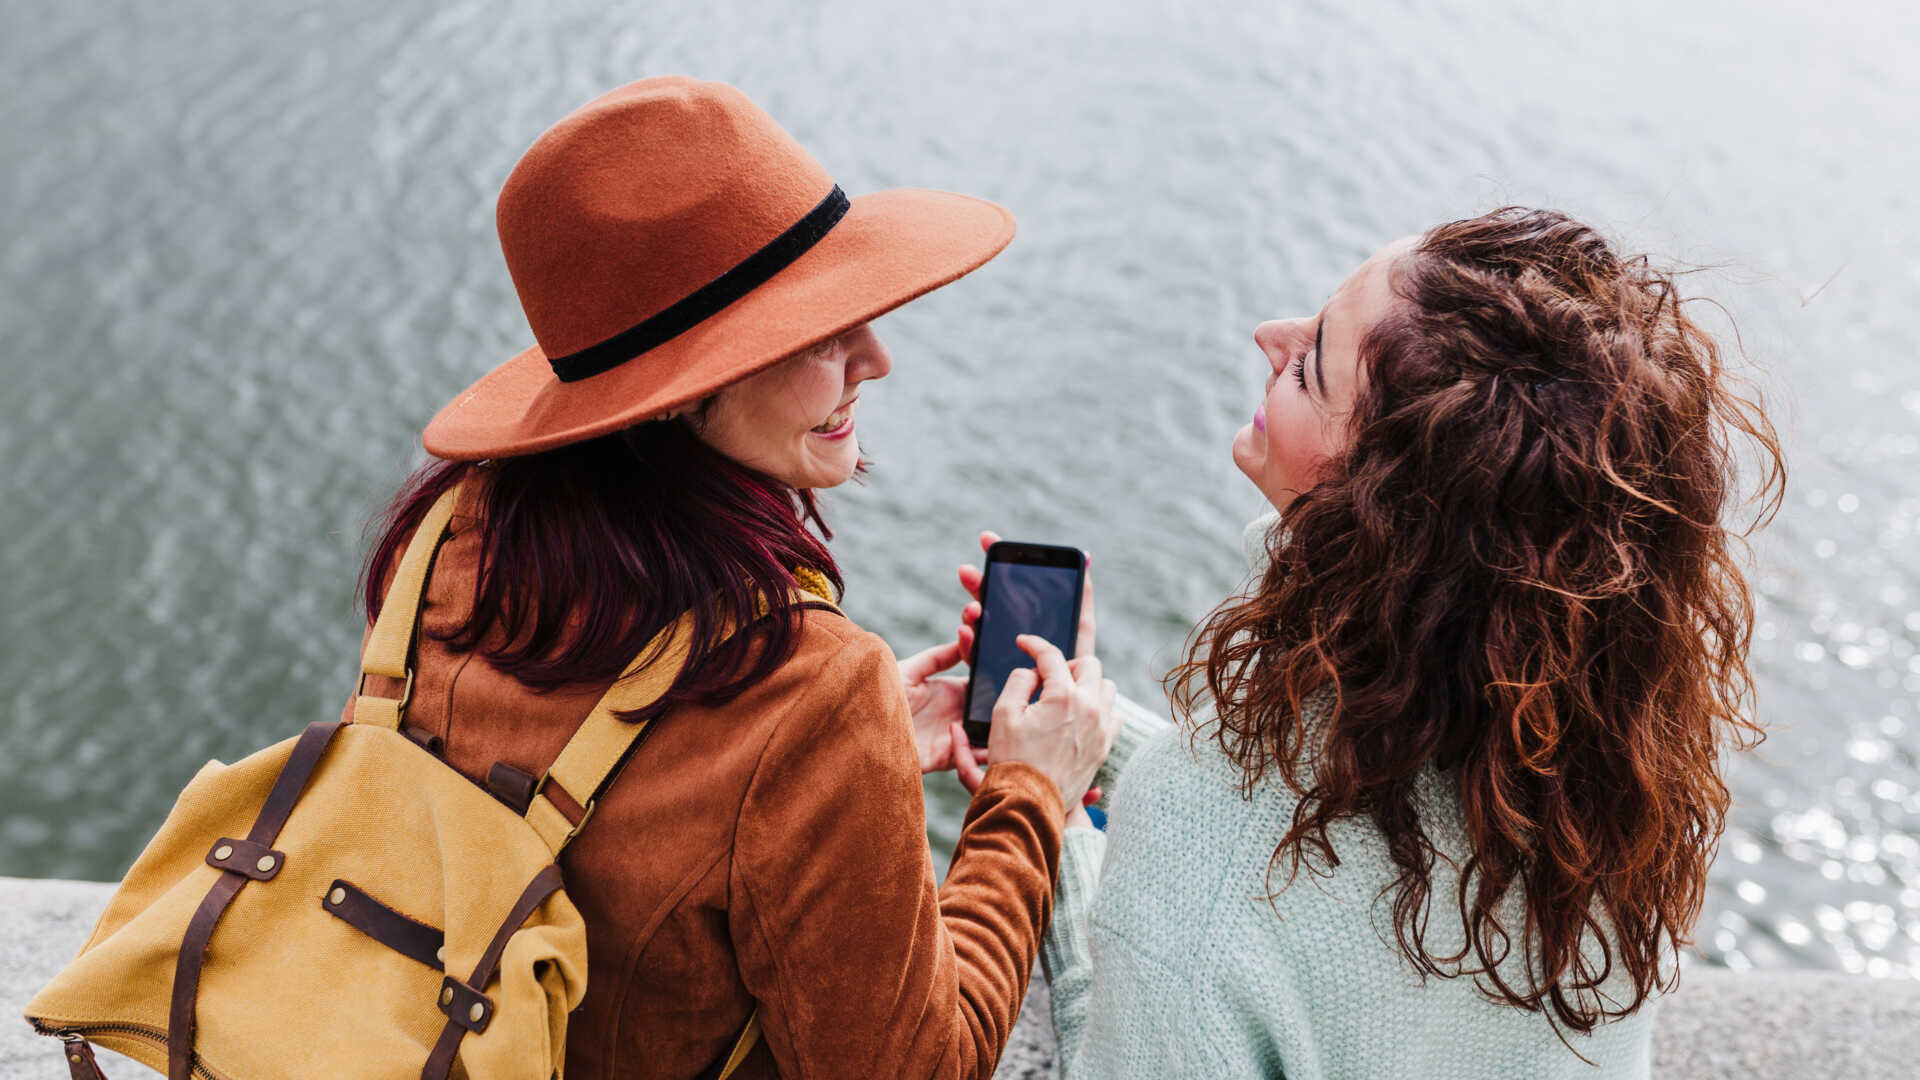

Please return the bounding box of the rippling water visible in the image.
[4,0,1918,979]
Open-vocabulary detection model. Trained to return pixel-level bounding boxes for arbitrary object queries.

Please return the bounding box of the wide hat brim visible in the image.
[422,188,1014,461]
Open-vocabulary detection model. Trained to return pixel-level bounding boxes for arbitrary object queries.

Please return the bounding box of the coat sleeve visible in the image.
[730,630,1064,1078]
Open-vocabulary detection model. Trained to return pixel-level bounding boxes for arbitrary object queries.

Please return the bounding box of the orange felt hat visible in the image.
[422,76,1016,461]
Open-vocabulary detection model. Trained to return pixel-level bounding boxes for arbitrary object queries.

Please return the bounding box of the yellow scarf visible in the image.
[792,566,837,604]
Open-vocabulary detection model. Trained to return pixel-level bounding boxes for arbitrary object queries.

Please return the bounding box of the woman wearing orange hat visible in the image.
[353,77,1116,1078]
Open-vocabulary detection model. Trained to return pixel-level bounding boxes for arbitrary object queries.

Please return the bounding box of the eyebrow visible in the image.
[1312,317,1327,397]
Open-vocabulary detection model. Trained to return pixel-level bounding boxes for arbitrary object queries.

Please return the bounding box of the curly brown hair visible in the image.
[1168,207,1783,1035]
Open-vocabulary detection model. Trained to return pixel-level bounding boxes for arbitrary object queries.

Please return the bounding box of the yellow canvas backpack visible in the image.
[24,482,811,1079]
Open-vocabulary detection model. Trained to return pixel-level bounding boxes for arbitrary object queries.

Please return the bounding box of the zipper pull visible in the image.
[59,1036,108,1080]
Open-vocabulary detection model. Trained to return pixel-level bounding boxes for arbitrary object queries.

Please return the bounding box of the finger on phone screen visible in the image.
[950,722,986,793]
[996,665,1040,712]
[1016,634,1072,689]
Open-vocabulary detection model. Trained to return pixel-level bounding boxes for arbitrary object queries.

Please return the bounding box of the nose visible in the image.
[843,323,892,383]
[1254,319,1303,371]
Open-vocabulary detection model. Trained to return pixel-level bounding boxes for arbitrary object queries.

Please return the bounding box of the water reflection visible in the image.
[2,0,1918,980]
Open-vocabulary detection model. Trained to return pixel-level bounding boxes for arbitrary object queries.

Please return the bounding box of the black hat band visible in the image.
[548,185,851,383]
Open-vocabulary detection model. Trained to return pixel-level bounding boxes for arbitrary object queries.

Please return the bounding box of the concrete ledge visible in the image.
[993,968,1920,1079]
[3,877,1914,1078]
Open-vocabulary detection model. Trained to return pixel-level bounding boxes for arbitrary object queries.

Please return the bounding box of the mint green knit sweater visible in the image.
[1041,524,1661,1078]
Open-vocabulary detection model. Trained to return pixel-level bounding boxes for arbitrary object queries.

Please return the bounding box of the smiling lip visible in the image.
[1252,404,1266,433]
[811,397,858,440]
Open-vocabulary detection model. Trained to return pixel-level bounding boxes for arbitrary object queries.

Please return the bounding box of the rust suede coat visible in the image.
[343,483,1063,1079]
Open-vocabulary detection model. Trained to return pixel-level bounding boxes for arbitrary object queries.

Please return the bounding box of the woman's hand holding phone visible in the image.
[900,529,1092,776]
[948,634,1117,821]
[901,629,1108,817]
[897,636,973,775]
[950,530,1116,820]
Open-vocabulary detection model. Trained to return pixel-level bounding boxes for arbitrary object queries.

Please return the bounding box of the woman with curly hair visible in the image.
[1018,208,1783,1077]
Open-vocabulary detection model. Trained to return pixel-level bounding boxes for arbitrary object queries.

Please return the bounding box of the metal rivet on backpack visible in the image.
[328,887,346,906]
[435,946,445,963]
[69,1054,81,1064]
[256,855,276,873]
[469,1002,485,1024]
[440,986,454,1006]
[213,844,233,861]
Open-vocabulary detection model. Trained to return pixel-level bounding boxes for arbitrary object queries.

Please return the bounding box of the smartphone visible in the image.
[962,541,1087,749]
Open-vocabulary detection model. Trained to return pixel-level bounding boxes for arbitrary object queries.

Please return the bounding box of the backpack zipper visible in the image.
[31,1019,223,1080]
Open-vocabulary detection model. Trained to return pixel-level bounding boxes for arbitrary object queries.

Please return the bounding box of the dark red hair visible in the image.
[1169,208,1784,1035]
[362,418,843,722]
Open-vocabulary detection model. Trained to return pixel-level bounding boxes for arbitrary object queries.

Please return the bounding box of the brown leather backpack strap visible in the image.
[354,481,464,730]
[419,865,565,1080]
[168,720,343,1080]
[60,1037,107,1080]
[321,879,446,970]
[525,584,836,856]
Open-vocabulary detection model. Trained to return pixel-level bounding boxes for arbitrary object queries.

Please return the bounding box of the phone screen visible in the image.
[965,551,1083,744]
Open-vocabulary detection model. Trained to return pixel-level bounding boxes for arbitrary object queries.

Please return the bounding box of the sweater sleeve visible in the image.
[1039,824,1107,1077]
[1099,693,1175,793]
[1046,700,1171,1079]
[730,632,1064,1078]
[1044,694,1164,1013]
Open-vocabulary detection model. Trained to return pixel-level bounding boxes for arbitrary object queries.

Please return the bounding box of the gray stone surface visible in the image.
[992,966,1920,1079]
[4,876,1915,1078]
[1645,968,1920,1080]
[0,878,143,1076]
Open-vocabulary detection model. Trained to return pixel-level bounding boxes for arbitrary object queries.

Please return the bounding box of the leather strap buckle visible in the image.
[564,796,598,841]
[533,770,597,840]
[205,837,286,881]
[355,667,414,714]
[437,975,495,1034]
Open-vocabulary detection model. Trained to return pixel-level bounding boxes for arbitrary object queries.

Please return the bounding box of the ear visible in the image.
[649,394,717,428]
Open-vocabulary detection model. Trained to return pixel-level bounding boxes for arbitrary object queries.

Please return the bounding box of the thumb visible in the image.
[995,667,1040,714]
[951,723,987,794]
[899,639,963,685]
